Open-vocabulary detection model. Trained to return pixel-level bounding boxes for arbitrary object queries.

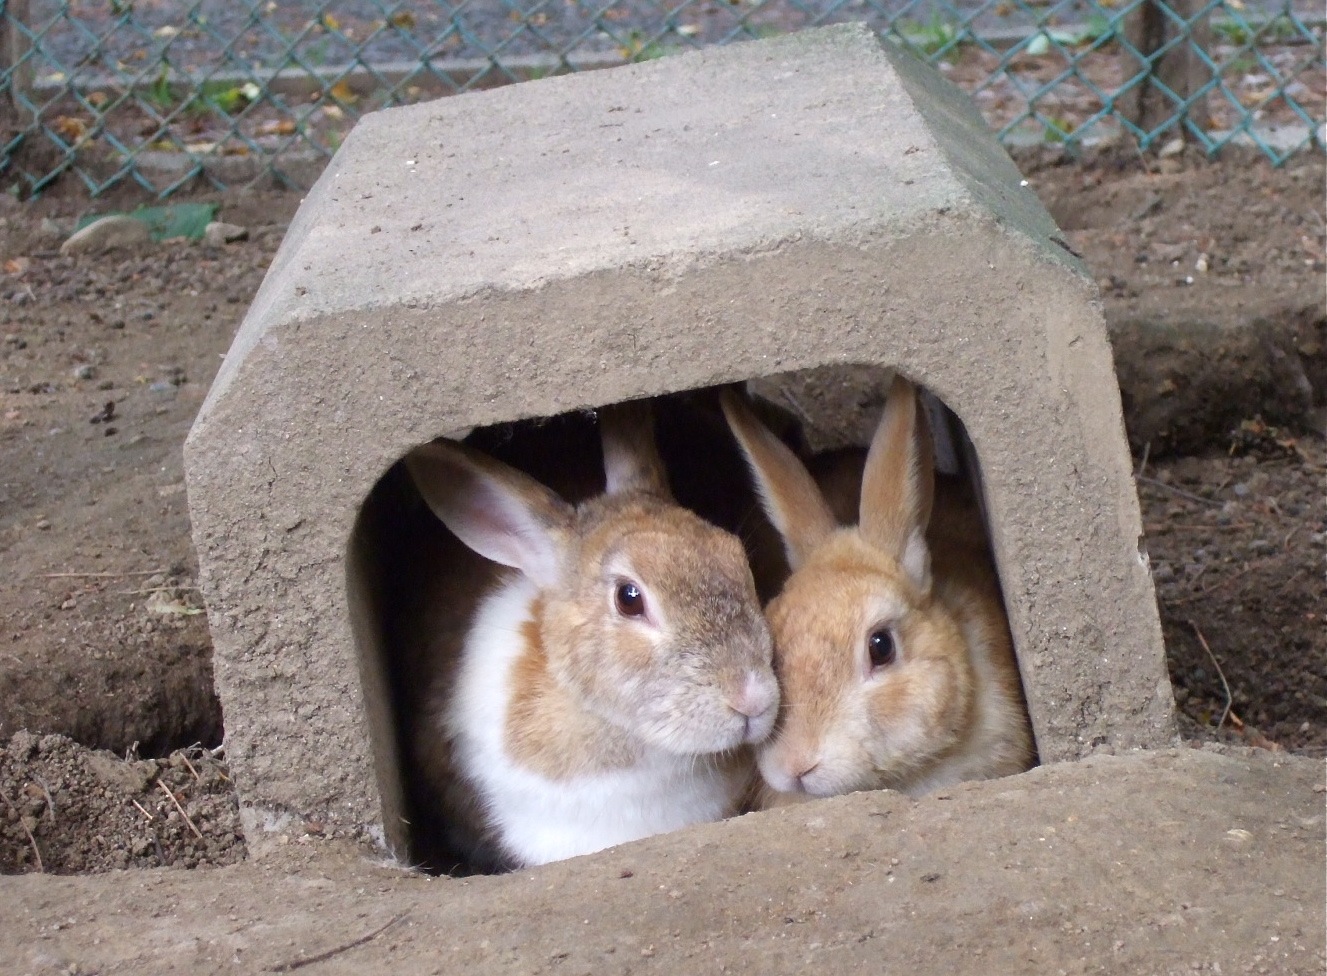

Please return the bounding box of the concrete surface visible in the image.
[184,24,1173,856]
[4,750,1323,975]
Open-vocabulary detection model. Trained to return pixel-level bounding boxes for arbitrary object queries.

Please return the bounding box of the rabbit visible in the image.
[403,400,779,871]
[720,376,1035,803]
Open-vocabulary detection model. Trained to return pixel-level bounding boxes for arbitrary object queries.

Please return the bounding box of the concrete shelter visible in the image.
[184,24,1175,858]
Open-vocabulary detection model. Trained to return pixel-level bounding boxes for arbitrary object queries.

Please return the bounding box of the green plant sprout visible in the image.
[897,14,961,57]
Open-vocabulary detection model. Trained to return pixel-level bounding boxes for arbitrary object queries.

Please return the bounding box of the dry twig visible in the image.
[776,385,814,427]
[1188,619,1232,730]
[267,912,409,972]
[1173,558,1273,603]
[1136,475,1223,507]
[1144,522,1254,532]
[130,797,155,822]
[32,776,56,824]
[178,752,202,783]
[0,787,43,872]
[38,569,167,579]
[157,780,204,840]
[1276,567,1308,596]
[117,584,200,596]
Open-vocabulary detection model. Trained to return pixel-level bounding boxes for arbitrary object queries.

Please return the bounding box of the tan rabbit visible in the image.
[721,377,1035,802]
[404,401,779,870]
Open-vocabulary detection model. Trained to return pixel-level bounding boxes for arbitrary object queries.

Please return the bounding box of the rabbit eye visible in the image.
[867,629,896,669]
[615,581,646,618]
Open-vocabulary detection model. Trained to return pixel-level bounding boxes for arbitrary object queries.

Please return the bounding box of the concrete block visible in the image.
[185,24,1175,856]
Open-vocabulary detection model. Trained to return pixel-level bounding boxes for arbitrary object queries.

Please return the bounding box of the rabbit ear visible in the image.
[859,376,934,592]
[405,440,574,588]
[721,389,838,571]
[599,400,673,499]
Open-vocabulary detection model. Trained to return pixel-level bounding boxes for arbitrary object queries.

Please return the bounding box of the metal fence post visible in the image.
[1,0,34,174]
[1122,0,1214,142]
[2,0,32,111]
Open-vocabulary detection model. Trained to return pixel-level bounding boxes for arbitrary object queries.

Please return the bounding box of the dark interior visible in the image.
[346,369,1020,873]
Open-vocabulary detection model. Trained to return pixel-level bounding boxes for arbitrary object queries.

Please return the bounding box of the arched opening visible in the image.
[345,368,1034,872]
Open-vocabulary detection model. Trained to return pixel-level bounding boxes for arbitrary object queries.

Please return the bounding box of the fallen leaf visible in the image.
[327,79,358,104]
[258,119,298,136]
[53,115,89,141]
[389,10,416,28]
[4,256,31,275]
[145,590,203,616]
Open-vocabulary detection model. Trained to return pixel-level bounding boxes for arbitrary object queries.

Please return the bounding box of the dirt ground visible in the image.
[0,148,1323,881]
[2,749,1324,976]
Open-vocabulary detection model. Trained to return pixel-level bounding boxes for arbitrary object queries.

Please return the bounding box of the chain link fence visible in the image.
[0,0,1322,198]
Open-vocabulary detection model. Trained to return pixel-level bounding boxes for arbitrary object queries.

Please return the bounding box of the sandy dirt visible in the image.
[1,749,1323,976]
[0,148,1323,970]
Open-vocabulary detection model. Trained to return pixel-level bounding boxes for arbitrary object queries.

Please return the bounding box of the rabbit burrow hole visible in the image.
[346,366,1036,873]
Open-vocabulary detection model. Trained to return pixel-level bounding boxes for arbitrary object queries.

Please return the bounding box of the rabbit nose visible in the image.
[726,670,777,720]
[789,756,821,793]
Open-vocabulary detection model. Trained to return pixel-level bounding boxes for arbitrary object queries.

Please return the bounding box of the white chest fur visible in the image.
[444,576,744,867]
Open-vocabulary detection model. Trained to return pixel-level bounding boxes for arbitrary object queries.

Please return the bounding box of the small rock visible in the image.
[204,221,249,246]
[61,215,151,256]
[9,729,40,760]
[37,217,64,240]
[1157,137,1185,159]
[71,364,96,380]
[36,518,51,530]
[85,751,158,794]
[147,380,176,395]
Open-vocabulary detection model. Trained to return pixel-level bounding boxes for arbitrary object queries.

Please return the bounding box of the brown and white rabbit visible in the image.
[720,377,1035,802]
[404,401,779,870]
